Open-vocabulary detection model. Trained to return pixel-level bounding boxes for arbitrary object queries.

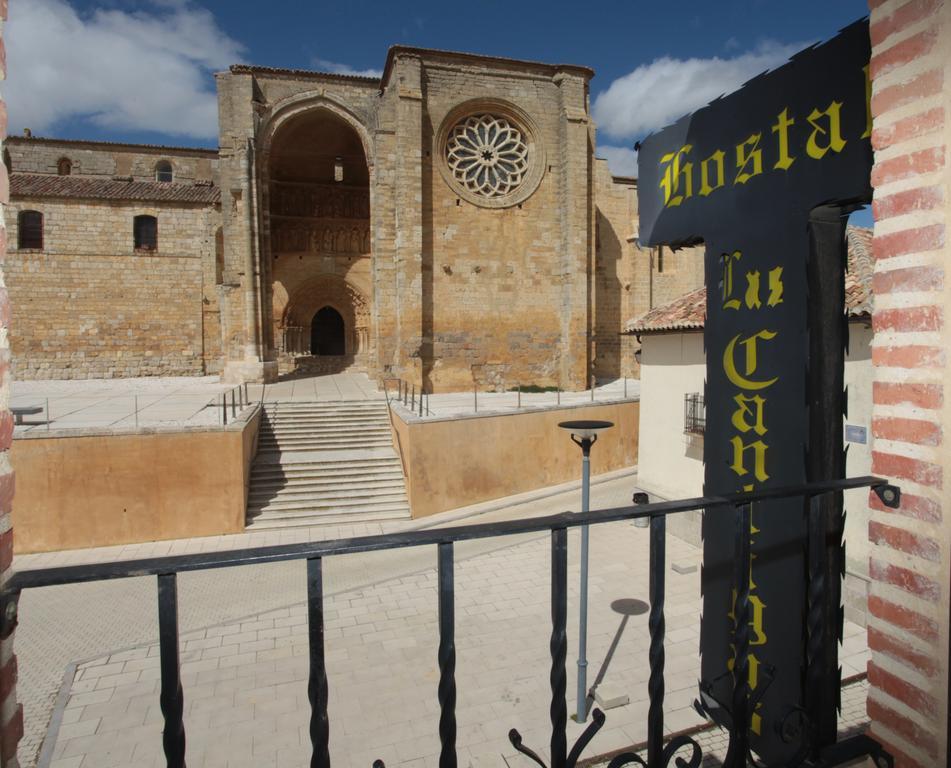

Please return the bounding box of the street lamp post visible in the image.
[558,419,614,723]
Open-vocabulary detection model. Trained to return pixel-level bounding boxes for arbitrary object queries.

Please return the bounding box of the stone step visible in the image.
[259,433,391,443]
[248,492,410,515]
[262,418,389,427]
[263,403,388,413]
[256,441,394,452]
[247,397,409,530]
[250,474,405,491]
[246,506,410,530]
[250,462,403,480]
[260,424,391,434]
[248,477,407,500]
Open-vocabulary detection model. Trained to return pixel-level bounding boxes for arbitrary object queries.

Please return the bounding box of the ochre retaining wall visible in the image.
[390,400,638,519]
[10,407,260,553]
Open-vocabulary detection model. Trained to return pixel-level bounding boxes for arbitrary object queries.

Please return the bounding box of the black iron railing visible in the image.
[3,476,900,768]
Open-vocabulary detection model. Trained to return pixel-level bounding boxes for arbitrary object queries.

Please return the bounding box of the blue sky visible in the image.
[7,0,872,183]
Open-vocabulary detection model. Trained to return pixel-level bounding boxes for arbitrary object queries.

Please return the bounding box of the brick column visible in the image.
[0,4,21,766]
[866,1,950,765]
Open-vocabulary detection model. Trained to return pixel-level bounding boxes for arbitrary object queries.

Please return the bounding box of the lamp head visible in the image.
[558,420,614,446]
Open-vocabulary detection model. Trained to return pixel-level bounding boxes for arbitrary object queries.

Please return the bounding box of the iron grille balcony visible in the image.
[2,476,900,768]
[684,393,705,436]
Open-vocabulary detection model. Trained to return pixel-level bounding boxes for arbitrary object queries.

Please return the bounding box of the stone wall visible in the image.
[217,55,601,391]
[5,198,220,379]
[865,1,951,765]
[593,161,638,380]
[5,137,217,184]
[421,61,588,390]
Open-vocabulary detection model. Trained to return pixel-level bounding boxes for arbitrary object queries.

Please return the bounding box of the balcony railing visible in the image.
[3,476,900,768]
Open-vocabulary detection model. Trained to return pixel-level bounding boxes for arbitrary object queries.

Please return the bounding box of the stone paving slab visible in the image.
[16,471,871,768]
[388,378,640,421]
[14,470,636,766]
[12,376,238,432]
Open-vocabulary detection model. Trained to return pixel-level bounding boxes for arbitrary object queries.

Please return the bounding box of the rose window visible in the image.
[445,114,529,199]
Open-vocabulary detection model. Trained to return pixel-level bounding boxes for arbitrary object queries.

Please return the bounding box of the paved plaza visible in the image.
[13,471,870,768]
[11,373,639,434]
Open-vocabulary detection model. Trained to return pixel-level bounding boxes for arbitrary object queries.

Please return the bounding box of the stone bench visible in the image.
[11,406,43,425]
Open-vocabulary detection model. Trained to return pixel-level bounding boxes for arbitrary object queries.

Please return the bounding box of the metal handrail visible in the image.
[382,377,430,417]
[208,383,250,425]
[3,475,900,768]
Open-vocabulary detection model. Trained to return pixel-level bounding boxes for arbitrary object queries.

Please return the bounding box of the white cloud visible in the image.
[311,58,382,79]
[6,0,245,139]
[592,40,805,141]
[597,145,638,177]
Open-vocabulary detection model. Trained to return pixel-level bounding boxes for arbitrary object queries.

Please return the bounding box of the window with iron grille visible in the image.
[684,392,705,436]
[134,215,158,251]
[18,210,43,249]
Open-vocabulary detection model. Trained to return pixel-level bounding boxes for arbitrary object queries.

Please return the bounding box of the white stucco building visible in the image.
[627,226,875,623]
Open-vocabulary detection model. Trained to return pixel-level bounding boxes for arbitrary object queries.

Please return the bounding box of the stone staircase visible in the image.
[246,400,411,530]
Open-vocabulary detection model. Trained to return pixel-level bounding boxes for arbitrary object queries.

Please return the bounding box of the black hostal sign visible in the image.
[637,19,872,764]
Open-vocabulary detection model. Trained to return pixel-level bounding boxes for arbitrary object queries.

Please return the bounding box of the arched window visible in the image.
[134,215,158,251]
[154,160,173,183]
[57,157,72,176]
[18,210,43,249]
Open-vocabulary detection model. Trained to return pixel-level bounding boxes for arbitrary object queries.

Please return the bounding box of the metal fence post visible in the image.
[473,385,478,413]
[624,377,627,398]
[517,384,521,409]
[418,386,423,417]
[222,394,228,425]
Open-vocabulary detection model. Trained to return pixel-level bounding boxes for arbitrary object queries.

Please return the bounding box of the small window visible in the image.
[57,157,72,176]
[684,392,705,436]
[155,160,173,183]
[134,215,158,251]
[3,150,11,172]
[18,210,43,249]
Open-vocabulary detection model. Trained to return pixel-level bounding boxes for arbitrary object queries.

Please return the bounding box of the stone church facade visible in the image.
[4,47,703,390]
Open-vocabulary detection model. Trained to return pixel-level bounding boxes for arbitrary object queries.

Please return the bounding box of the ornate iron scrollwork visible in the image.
[507,708,704,768]
[509,708,608,768]
[605,733,703,768]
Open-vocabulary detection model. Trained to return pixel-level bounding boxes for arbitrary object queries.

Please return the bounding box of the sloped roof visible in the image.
[626,225,874,334]
[10,174,221,205]
[7,135,217,156]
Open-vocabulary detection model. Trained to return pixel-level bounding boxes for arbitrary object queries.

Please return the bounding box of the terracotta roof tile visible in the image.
[10,173,220,205]
[626,225,874,334]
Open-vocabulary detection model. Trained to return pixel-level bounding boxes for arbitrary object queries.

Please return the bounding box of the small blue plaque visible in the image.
[845,424,867,444]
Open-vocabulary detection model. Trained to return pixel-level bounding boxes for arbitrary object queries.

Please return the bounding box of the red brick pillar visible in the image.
[866,1,950,765]
[0,4,20,767]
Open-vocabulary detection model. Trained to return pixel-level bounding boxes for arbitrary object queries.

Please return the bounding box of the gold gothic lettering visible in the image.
[806,101,847,159]
[722,251,742,310]
[723,331,779,391]
[732,393,767,436]
[659,145,693,207]
[730,436,770,482]
[734,133,763,185]
[700,150,726,196]
[771,108,795,171]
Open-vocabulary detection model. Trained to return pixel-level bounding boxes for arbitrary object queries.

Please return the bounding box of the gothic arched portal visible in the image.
[311,306,345,355]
